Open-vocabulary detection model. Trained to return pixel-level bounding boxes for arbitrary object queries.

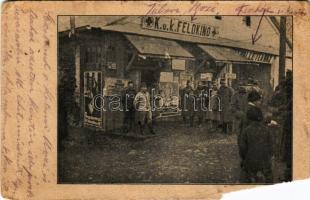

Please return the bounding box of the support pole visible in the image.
[279,16,286,83]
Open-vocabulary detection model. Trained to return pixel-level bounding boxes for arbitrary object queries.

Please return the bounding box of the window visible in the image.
[215,16,222,20]
[244,16,251,27]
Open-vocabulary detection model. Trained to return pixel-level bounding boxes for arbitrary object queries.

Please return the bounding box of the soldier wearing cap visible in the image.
[194,81,206,127]
[218,79,234,134]
[209,81,220,131]
[232,86,248,135]
[122,81,137,133]
[205,81,213,128]
[134,82,155,135]
[181,80,195,126]
[247,79,263,99]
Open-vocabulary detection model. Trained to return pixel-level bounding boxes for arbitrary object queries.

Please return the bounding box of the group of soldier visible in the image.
[122,81,155,135]
[122,73,292,183]
[180,78,262,135]
[122,77,263,137]
[180,77,284,183]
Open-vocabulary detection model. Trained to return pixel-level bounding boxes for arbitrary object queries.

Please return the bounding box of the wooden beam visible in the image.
[125,52,137,72]
[194,59,206,75]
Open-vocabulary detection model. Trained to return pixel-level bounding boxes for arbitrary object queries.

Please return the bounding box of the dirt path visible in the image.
[59,122,241,183]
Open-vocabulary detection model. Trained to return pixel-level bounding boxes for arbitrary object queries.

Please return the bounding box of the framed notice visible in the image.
[172,59,186,70]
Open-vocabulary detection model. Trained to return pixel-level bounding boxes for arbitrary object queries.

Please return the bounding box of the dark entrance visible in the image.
[141,69,160,88]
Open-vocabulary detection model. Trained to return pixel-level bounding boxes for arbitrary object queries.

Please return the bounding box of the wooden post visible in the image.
[70,16,82,125]
[279,16,286,83]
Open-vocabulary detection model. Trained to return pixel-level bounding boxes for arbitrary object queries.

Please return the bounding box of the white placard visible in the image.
[201,73,213,80]
[172,59,186,70]
[225,73,237,79]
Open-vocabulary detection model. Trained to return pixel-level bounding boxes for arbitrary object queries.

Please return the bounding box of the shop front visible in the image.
[193,44,275,97]
[69,29,196,131]
[59,16,289,132]
[124,34,195,118]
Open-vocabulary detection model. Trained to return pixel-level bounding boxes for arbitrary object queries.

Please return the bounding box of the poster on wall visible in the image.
[160,72,174,82]
[84,71,102,128]
[156,82,180,117]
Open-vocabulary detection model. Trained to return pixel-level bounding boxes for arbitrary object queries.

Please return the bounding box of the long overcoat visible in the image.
[218,86,234,123]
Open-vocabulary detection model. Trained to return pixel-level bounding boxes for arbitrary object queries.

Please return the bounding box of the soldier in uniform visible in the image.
[209,81,220,132]
[181,80,195,126]
[194,81,206,127]
[134,82,155,135]
[205,81,213,129]
[232,86,248,135]
[122,81,136,133]
[218,79,234,134]
[187,89,196,127]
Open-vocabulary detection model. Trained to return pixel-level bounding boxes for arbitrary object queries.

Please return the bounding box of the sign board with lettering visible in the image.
[201,73,213,80]
[235,49,273,63]
[141,16,219,39]
[225,73,237,79]
[160,72,174,82]
[172,59,186,70]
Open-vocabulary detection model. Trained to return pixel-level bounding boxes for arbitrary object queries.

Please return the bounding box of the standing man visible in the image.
[218,79,234,134]
[194,81,206,127]
[122,81,136,133]
[205,81,213,129]
[134,82,155,135]
[181,80,195,126]
[209,81,220,132]
[232,86,248,135]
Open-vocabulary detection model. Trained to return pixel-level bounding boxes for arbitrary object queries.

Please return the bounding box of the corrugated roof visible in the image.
[198,45,250,62]
[124,34,194,58]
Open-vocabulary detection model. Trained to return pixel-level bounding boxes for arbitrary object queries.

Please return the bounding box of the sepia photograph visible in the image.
[57,15,293,184]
